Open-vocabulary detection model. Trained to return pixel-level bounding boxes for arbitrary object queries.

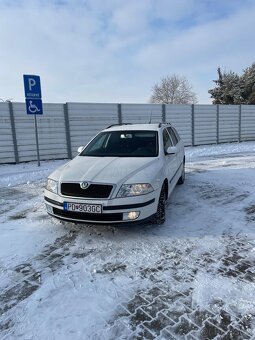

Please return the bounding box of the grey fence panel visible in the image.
[12,103,35,162]
[241,105,255,141]
[165,104,192,146]
[0,103,16,163]
[12,103,67,162]
[68,103,118,157]
[1,102,255,164]
[194,105,217,145]
[219,105,239,143]
[36,103,68,159]
[121,104,162,124]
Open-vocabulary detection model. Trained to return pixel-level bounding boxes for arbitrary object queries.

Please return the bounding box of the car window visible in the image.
[163,129,173,153]
[80,130,159,157]
[167,127,178,146]
[172,127,181,142]
[86,133,110,153]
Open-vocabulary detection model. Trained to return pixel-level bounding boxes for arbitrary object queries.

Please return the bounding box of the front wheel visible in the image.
[152,185,166,224]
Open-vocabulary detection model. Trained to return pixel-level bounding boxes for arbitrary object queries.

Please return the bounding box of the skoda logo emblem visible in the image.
[80,181,90,189]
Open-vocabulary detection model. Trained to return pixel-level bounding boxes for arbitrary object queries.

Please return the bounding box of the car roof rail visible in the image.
[106,123,133,129]
[158,122,172,128]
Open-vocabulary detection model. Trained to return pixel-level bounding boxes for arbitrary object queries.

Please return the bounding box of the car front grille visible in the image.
[53,208,123,222]
[61,183,113,199]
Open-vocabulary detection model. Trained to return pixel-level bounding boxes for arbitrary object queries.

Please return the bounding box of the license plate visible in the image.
[64,202,102,214]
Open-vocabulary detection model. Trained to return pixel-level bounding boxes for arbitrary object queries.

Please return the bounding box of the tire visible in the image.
[177,160,185,185]
[153,185,166,225]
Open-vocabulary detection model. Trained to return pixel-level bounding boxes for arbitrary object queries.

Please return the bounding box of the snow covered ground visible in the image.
[0,141,255,339]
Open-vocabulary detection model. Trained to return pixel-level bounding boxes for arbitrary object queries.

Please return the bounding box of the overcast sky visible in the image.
[0,0,255,104]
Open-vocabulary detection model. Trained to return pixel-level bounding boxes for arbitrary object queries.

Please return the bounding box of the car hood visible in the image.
[50,156,160,186]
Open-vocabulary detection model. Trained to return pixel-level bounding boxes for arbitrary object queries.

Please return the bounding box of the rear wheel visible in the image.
[177,160,185,185]
[153,185,166,224]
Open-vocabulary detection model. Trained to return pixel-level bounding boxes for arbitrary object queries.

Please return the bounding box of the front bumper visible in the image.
[44,189,159,224]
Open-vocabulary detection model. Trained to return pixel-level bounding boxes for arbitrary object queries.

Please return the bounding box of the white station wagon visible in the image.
[44,123,185,224]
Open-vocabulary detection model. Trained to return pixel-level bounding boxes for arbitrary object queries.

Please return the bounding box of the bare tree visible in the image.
[0,98,13,102]
[150,74,198,104]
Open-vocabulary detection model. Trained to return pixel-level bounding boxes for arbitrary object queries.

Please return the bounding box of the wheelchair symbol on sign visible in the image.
[28,100,40,114]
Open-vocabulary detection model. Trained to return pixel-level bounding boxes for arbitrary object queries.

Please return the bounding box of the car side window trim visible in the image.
[163,128,173,154]
[167,127,178,146]
[172,127,181,142]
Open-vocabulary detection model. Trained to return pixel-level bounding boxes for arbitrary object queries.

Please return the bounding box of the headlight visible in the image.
[46,178,58,194]
[117,183,153,198]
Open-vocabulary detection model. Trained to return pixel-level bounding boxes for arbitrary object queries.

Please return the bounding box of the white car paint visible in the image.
[44,123,185,224]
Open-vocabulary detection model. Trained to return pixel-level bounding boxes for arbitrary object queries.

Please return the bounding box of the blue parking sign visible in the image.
[23,75,42,99]
[25,98,43,115]
[23,74,43,166]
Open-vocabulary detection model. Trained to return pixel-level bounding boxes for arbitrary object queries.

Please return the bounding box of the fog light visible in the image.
[46,204,53,214]
[123,211,140,220]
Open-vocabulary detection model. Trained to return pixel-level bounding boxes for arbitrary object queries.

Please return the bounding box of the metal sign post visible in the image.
[23,75,43,166]
[34,115,40,166]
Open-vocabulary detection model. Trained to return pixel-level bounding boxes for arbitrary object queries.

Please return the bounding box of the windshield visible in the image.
[80,130,158,157]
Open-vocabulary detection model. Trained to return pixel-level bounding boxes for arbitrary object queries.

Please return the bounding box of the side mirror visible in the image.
[77,146,84,154]
[166,146,177,155]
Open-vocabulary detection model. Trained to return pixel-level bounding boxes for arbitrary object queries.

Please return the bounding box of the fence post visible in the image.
[216,104,219,144]
[191,104,195,146]
[8,101,19,163]
[118,104,122,124]
[64,103,72,159]
[238,104,242,142]
[162,104,166,123]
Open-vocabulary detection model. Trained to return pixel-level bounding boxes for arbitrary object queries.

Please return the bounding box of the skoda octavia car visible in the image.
[44,123,185,224]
